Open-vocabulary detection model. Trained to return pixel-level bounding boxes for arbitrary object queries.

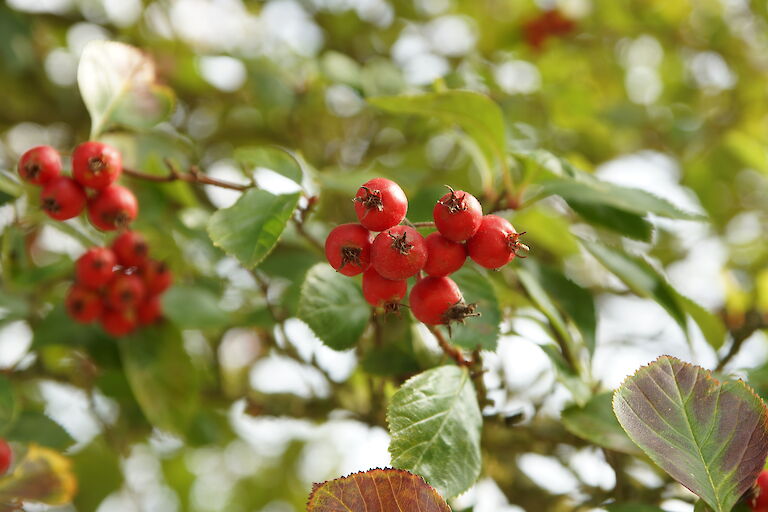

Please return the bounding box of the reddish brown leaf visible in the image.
[307,468,451,512]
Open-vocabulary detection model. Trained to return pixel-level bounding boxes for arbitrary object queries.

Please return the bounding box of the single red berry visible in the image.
[101,308,137,337]
[17,146,61,185]
[409,276,479,325]
[76,247,117,289]
[371,225,427,280]
[362,268,408,309]
[72,141,122,189]
[65,284,103,323]
[751,470,768,512]
[433,187,483,242]
[112,231,149,267]
[137,295,163,325]
[87,185,138,231]
[423,232,467,277]
[467,215,528,269]
[0,439,11,475]
[40,177,86,221]
[106,273,145,309]
[325,223,373,276]
[139,259,173,295]
[353,177,408,232]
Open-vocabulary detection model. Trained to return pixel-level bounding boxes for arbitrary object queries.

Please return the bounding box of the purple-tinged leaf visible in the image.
[613,356,768,512]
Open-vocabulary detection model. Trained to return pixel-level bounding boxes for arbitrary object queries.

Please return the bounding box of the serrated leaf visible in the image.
[298,264,369,351]
[450,265,501,351]
[78,40,174,138]
[307,468,450,511]
[369,90,506,170]
[568,199,654,241]
[562,392,642,456]
[388,365,482,498]
[580,239,689,337]
[119,323,201,435]
[234,146,302,184]
[0,444,77,506]
[207,190,300,269]
[5,412,74,450]
[613,356,768,512]
[162,285,229,329]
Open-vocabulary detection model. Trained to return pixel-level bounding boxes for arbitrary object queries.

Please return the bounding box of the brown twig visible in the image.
[410,221,436,228]
[716,310,767,372]
[123,159,255,191]
[429,326,471,367]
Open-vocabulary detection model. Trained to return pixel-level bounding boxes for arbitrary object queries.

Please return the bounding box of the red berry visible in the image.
[0,439,11,475]
[101,308,137,337]
[353,178,408,232]
[137,296,163,325]
[371,225,427,280]
[65,284,103,323]
[752,470,768,512]
[17,146,61,185]
[409,276,478,325]
[325,223,373,276]
[112,231,149,267]
[362,268,407,309]
[423,232,467,277]
[433,187,483,242]
[72,141,122,189]
[40,177,86,221]
[106,273,145,309]
[139,259,173,295]
[467,215,527,269]
[76,247,117,289]
[88,185,138,231]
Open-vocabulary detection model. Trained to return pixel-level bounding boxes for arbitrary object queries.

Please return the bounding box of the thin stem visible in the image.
[428,326,471,367]
[410,221,436,228]
[123,159,255,191]
[716,310,767,371]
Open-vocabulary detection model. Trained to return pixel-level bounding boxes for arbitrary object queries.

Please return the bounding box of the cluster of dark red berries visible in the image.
[66,231,172,336]
[17,142,137,230]
[324,178,527,326]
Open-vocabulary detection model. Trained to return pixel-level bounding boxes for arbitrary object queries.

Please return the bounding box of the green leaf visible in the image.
[676,294,727,350]
[78,40,174,138]
[72,438,123,512]
[5,412,74,450]
[234,146,303,184]
[362,314,420,376]
[369,90,506,171]
[613,356,768,512]
[207,190,300,268]
[450,266,501,351]
[562,392,642,456]
[605,505,668,512]
[119,323,201,435]
[307,468,450,512]
[580,239,689,336]
[387,365,482,498]
[0,376,16,436]
[298,264,369,351]
[568,199,654,241]
[539,179,704,221]
[538,343,591,406]
[162,285,229,329]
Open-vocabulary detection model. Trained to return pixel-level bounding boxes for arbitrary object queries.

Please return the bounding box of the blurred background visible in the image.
[1,0,768,511]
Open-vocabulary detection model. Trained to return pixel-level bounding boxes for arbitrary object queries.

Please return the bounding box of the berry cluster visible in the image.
[66,231,172,336]
[325,178,527,326]
[18,142,138,230]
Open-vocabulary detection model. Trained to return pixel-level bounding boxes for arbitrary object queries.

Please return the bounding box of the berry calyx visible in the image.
[362,268,407,310]
[433,186,483,242]
[65,284,103,323]
[106,273,145,309]
[101,308,137,337]
[371,225,427,280]
[40,177,87,221]
[353,178,408,231]
[17,146,62,185]
[72,141,122,190]
[409,276,480,325]
[139,259,173,295]
[75,247,117,288]
[467,215,528,269]
[0,439,11,475]
[87,185,139,231]
[423,232,467,277]
[325,223,372,276]
[112,231,149,267]
[137,295,163,325]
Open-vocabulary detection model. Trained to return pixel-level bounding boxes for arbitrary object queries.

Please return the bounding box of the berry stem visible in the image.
[428,326,471,367]
[123,159,255,191]
[410,221,436,228]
